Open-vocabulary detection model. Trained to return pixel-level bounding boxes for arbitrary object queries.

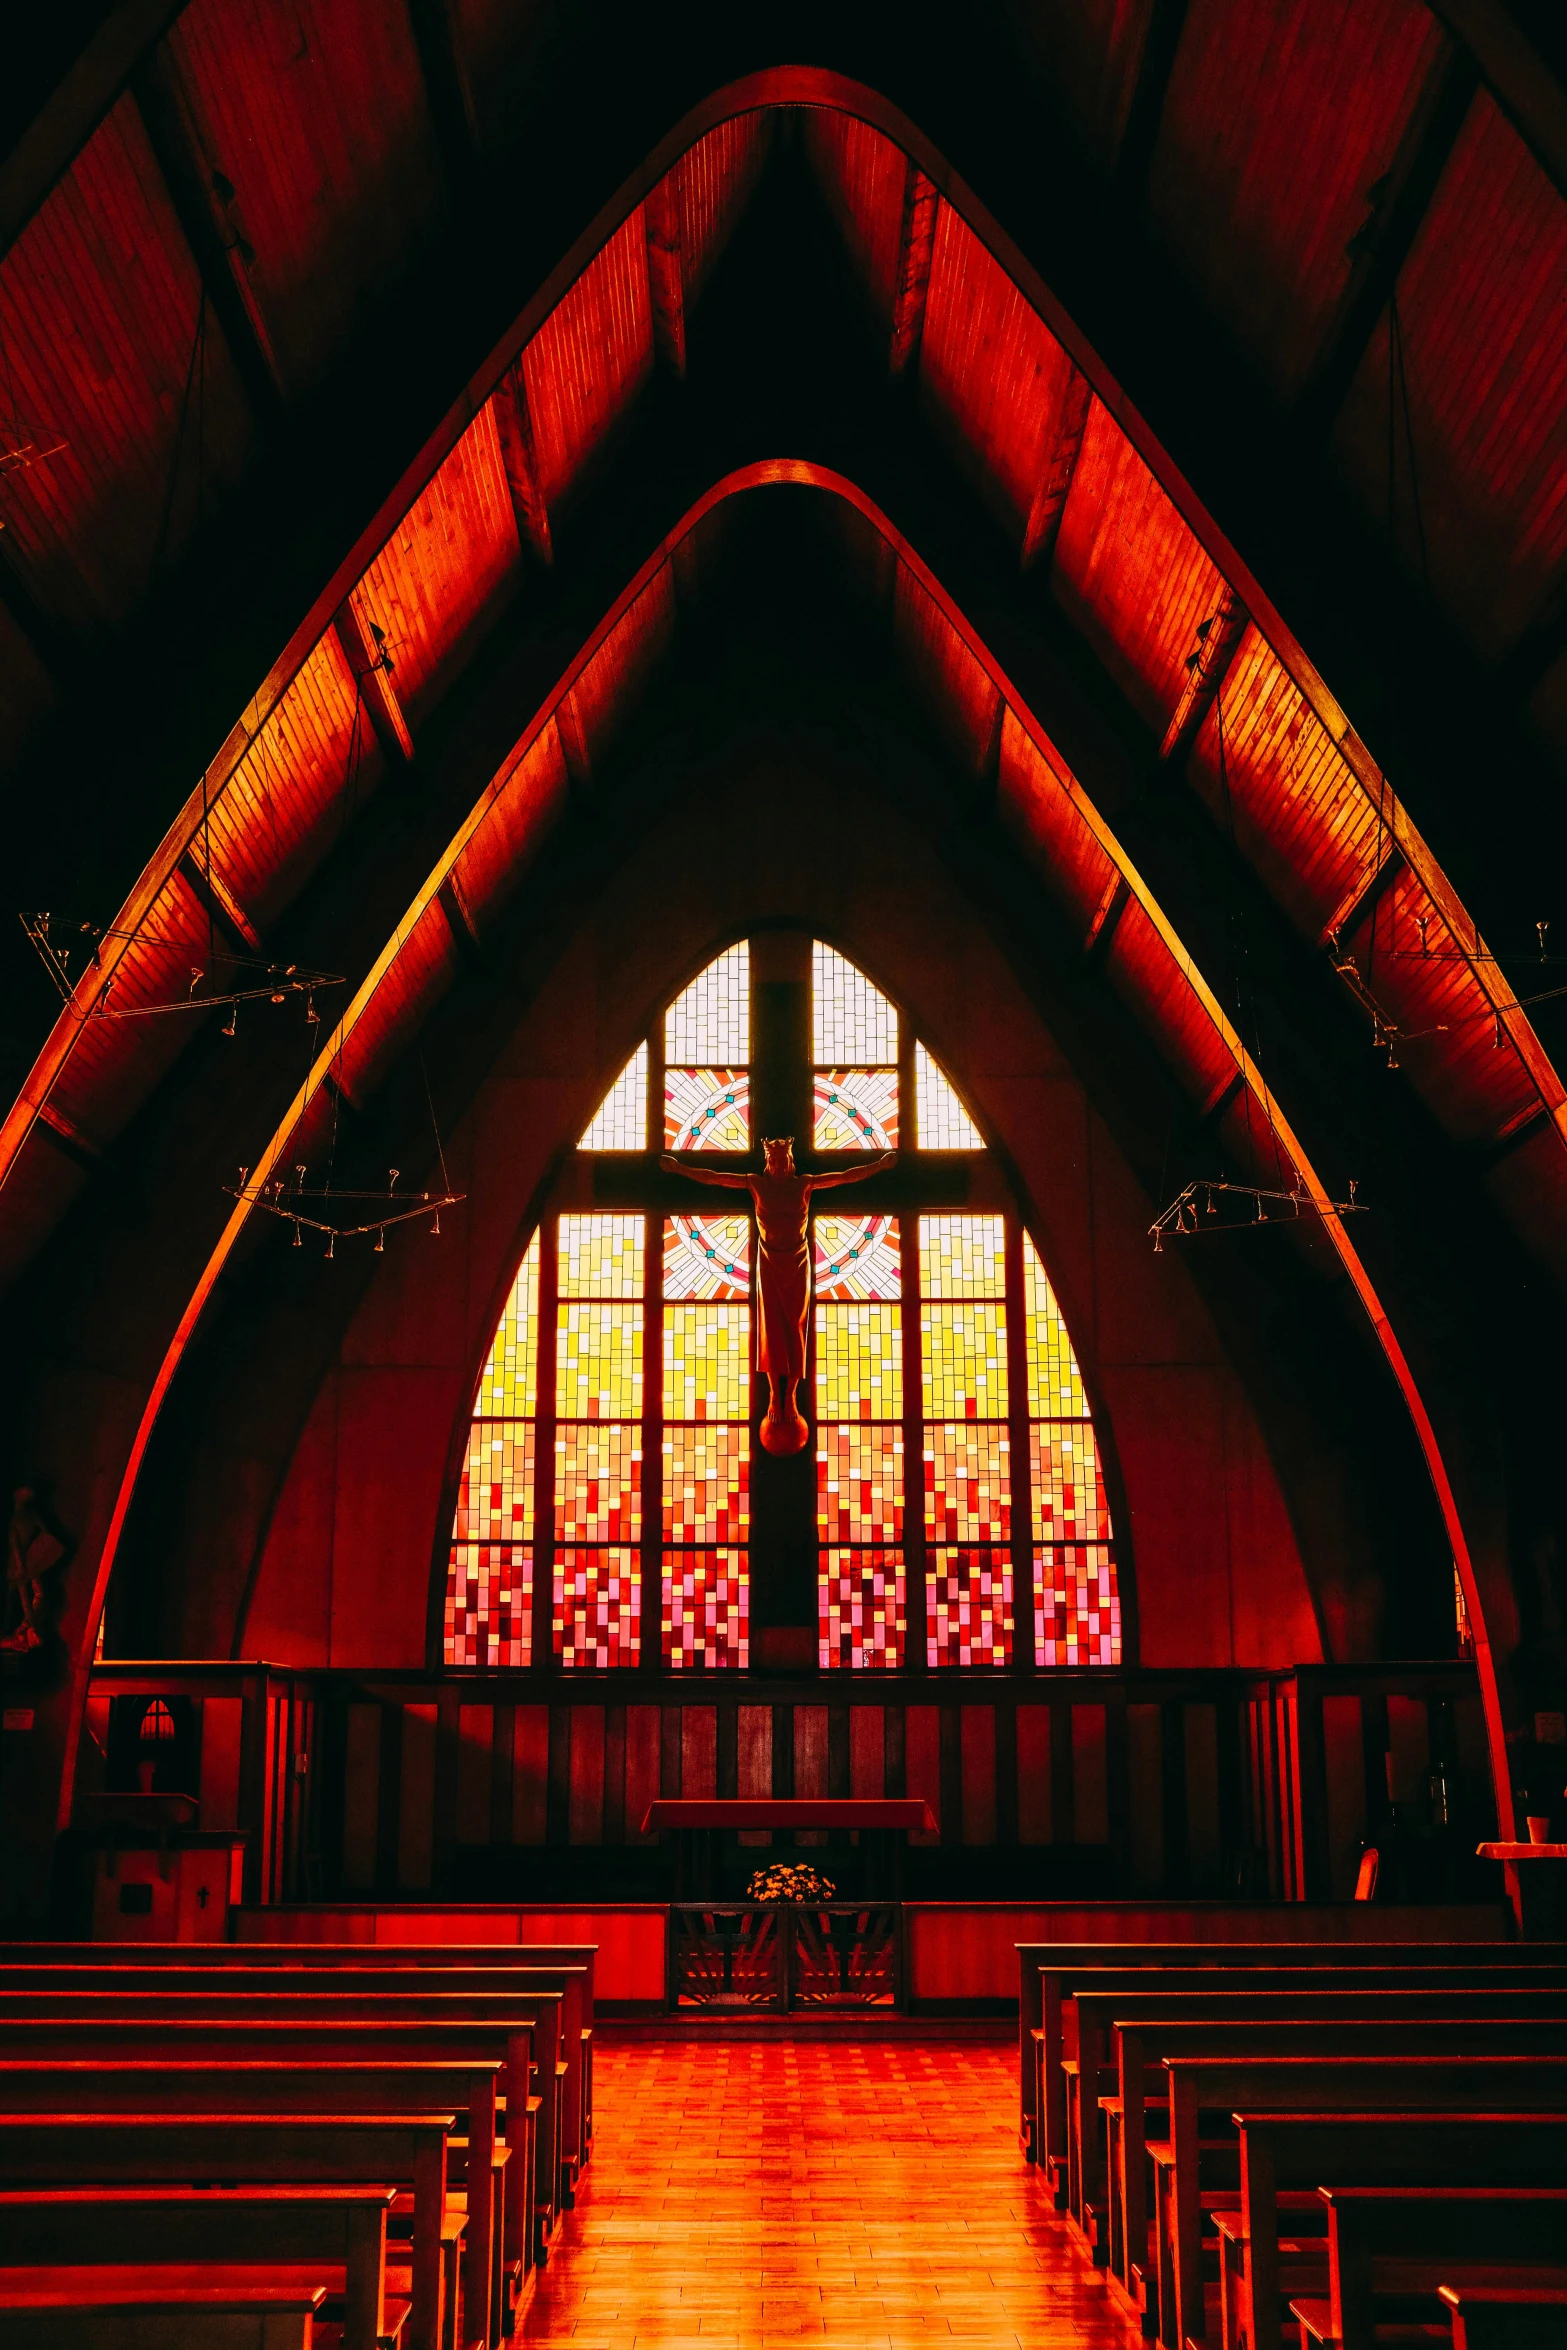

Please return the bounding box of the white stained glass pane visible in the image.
[581,1043,648,1149]
[666,942,749,1063]
[558,1213,645,1298]
[919,1213,1006,1298]
[814,941,897,1063]
[915,1043,983,1148]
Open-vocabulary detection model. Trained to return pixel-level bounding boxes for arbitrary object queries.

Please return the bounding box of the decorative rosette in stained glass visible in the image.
[663,1212,750,1301]
[813,1212,901,1302]
[813,1067,898,1152]
[665,1066,750,1151]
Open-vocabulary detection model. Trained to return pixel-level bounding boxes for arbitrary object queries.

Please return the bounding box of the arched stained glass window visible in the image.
[442,936,1122,1673]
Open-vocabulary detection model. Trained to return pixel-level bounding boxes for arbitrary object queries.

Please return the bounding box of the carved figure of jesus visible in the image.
[661,1137,895,1454]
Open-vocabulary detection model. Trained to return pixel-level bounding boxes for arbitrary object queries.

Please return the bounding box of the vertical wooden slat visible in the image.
[737,1704,773,1847]
[603,1703,626,1844]
[717,1702,739,1799]
[1127,1703,1164,1887]
[397,1704,437,1890]
[490,1703,515,1845]
[1160,1699,1189,1887]
[626,1704,662,1840]
[771,1705,794,1795]
[432,1689,461,1890]
[1183,1702,1221,1887]
[995,1700,1019,1844]
[511,1704,549,1843]
[342,1702,380,1890]
[793,1706,829,1795]
[1050,1701,1074,1844]
[905,1704,940,1841]
[848,1706,885,1798]
[682,1705,718,1798]
[1322,1691,1367,1900]
[201,1698,244,1831]
[884,1702,906,1800]
[938,1704,961,1847]
[455,1704,493,1845]
[374,1704,401,1893]
[546,1702,571,1842]
[959,1705,997,1843]
[827,1703,850,1797]
[661,1705,683,1796]
[1070,1703,1108,1843]
[1016,1704,1052,1843]
[569,1706,606,1843]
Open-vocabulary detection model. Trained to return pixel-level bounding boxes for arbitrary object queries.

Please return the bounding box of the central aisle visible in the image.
[521,2035,1130,2346]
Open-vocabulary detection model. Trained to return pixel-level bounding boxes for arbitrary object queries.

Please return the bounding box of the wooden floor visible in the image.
[521,2035,1132,2346]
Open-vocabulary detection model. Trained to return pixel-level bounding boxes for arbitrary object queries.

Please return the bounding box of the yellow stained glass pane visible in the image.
[554,1423,641,1544]
[662,1424,750,1543]
[1023,1232,1086,1416]
[1030,1423,1112,1542]
[921,1301,1008,1418]
[664,1304,750,1420]
[817,1425,904,1544]
[556,1301,643,1418]
[815,1301,902,1421]
[925,1422,1010,1542]
[919,1212,1005,1297]
[455,1422,535,1543]
[558,1213,644,1298]
[474,1231,539,1417]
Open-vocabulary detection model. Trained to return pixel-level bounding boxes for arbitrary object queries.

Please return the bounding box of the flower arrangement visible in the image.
[747,1862,836,1904]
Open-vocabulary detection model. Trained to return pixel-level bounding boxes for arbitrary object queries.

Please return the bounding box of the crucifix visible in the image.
[660,1137,895,1452]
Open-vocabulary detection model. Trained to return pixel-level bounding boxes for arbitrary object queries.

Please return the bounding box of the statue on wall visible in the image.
[1,1486,65,1655]
[661,1136,894,1454]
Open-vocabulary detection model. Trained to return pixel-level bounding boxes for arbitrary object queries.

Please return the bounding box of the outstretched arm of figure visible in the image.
[659,1154,751,1190]
[807,1150,897,1192]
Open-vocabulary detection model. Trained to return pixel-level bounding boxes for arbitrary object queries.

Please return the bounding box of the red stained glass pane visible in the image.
[445,1542,532,1669]
[927,1546,1013,1668]
[554,1547,640,1668]
[1033,1544,1121,1667]
[662,1423,749,1544]
[1030,1423,1111,1542]
[819,1549,904,1670]
[817,1425,904,1544]
[663,1549,748,1669]
[924,1423,1011,1543]
[455,1423,535,1543]
[554,1422,641,1545]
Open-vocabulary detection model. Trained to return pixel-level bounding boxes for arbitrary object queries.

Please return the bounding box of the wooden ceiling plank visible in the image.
[493,371,554,567]
[0,0,187,255]
[127,58,286,424]
[332,601,414,767]
[1020,369,1091,572]
[644,177,686,378]
[1424,0,1567,199]
[1296,44,1481,445]
[1158,584,1247,764]
[889,161,938,377]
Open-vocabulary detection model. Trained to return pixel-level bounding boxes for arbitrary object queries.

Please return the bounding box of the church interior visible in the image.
[2,1,1567,2343]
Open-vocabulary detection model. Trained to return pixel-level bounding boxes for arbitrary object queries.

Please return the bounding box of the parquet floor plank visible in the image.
[520,2038,1131,2347]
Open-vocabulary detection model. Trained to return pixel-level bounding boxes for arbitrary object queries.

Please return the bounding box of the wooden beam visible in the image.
[404,0,485,208]
[1020,369,1091,571]
[437,875,489,975]
[332,600,414,765]
[1196,1067,1246,1128]
[889,160,938,377]
[1423,0,1567,200]
[1159,588,1248,764]
[556,694,590,791]
[129,62,285,422]
[1320,844,1406,952]
[1082,873,1131,969]
[1116,0,1191,202]
[34,1099,102,1173]
[493,368,553,566]
[1296,47,1479,444]
[178,849,260,952]
[644,176,685,377]
[1476,1100,1552,1169]
[0,0,188,253]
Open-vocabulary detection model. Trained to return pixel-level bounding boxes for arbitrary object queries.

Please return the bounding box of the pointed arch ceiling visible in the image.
[1,69,1550,1823]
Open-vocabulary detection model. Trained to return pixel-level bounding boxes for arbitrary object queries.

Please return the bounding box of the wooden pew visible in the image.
[1092,2001,1567,2299]
[0,1978,563,2264]
[0,2016,540,2305]
[0,2114,455,2350]
[0,2063,501,2349]
[1064,1986,1567,2248]
[1016,1944,1567,2169]
[1294,2187,1567,2350]
[1162,2078,1567,2350]
[0,1941,598,2180]
[1441,2280,1567,2347]
[0,2268,327,2348]
[0,2187,398,2350]
[0,1961,583,2214]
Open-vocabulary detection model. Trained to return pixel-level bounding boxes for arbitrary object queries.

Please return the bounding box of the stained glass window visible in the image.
[445,1231,539,1667]
[555,1549,639,1669]
[923,1213,1012,1667]
[915,1042,983,1148]
[1024,1231,1121,1666]
[581,1043,648,1149]
[814,942,897,1062]
[667,942,749,1063]
[662,1211,750,1669]
[816,1209,904,1668]
[555,1214,645,1665]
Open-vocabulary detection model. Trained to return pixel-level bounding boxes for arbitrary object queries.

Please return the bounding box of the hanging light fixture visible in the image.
[1149,1176,1364,1250]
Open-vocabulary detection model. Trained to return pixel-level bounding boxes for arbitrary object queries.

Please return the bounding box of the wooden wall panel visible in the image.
[1127,1703,1163,1887]
[512,1703,549,1843]
[200,1697,244,1832]
[905,1705,941,1842]
[568,1705,605,1844]
[626,1704,661,1841]
[737,1703,773,1846]
[682,1706,717,1799]
[1183,1702,1221,1886]
[342,1702,380,1889]
[1015,1705,1052,1843]
[455,1703,492,1844]
[1071,1703,1109,1842]
[960,1706,997,1844]
[1386,1693,1430,1806]
[1321,1691,1365,1899]
[793,1706,829,1795]
[848,1706,885,1798]
[397,1704,437,1889]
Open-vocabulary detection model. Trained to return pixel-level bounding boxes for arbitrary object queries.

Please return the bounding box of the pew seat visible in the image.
[1440,2282,1567,2348]
[0,2265,329,2349]
[1288,2189,1567,2350]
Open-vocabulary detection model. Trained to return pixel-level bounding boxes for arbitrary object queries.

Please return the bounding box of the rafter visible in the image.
[0,0,187,252]
[493,369,554,567]
[1320,845,1406,953]
[178,849,261,952]
[1082,874,1131,969]
[1020,370,1091,572]
[405,0,485,208]
[437,876,489,975]
[644,176,686,377]
[333,600,414,766]
[1116,0,1190,203]
[556,694,591,792]
[889,159,938,377]
[129,60,285,422]
[1159,588,1248,764]
[1296,47,1479,445]
[34,1099,101,1172]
